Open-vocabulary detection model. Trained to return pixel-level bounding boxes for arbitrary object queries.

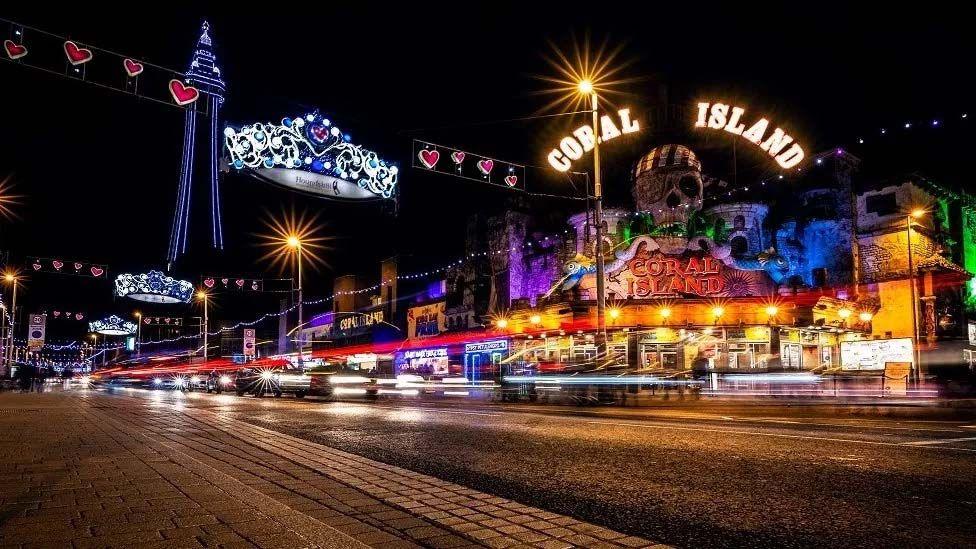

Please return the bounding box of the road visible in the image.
[104,388,976,548]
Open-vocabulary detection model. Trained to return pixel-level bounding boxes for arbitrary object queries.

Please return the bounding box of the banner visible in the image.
[1,18,211,114]
[201,276,263,292]
[27,257,107,278]
[413,140,526,191]
[243,328,255,358]
[27,314,46,350]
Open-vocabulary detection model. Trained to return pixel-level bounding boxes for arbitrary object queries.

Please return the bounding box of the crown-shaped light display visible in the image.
[224,111,398,199]
[89,315,138,336]
[115,270,195,304]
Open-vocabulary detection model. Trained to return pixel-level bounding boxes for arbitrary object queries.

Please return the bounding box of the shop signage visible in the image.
[694,101,805,169]
[402,347,448,360]
[407,303,446,339]
[338,310,384,331]
[840,338,913,371]
[465,340,508,354]
[626,253,725,297]
[546,108,640,172]
[969,321,976,345]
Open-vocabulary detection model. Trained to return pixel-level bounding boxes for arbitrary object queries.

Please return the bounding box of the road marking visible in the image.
[585,420,976,452]
[901,436,976,446]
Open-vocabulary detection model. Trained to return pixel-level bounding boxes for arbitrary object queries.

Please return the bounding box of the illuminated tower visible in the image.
[168,21,226,268]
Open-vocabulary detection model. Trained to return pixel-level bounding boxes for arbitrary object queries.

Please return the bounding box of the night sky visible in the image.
[0,4,972,343]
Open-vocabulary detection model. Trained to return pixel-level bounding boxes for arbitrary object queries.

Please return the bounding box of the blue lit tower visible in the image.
[168,21,226,268]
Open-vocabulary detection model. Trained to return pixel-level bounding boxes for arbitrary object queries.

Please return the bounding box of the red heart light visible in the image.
[90,267,104,277]
[477,159,494,175]
[73,262,83,271]
[4,40,27,60]
[204,278,215,288]
[505,175,518,187]
[418,149,440,169]
[451,151,466,164]
[168,80,199,106]
[235,279,245,288]
[53,311,61,317]
[52,260,64,270]
[310,124,329,142]
[123,58,144,77]
[32,263,41,271]
[75,314,84,321]
[63,41,93,65]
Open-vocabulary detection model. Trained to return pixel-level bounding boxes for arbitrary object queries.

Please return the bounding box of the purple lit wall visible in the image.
[509,244,561,306]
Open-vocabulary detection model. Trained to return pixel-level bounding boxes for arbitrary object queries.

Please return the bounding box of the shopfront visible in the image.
[463,339,508,380]
[395,346,453,377]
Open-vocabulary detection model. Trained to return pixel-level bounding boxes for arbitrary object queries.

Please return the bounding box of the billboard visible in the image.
[840,338,914,371]
[243,329,255,358]
[27,314,46,350]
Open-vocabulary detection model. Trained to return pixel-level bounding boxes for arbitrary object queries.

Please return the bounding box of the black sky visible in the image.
[1,3,973,343]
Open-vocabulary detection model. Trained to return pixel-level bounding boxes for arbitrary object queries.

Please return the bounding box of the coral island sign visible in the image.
[694,101,805,169]
[547,108,640,172]
[627,254,725,297]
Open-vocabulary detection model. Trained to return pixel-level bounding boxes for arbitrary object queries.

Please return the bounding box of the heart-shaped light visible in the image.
[90,267,104,277]
[477,159,494,175]
[418,149,440,169]
[451,151,466,164]
[235,279,245,288]
[505,175,518,187]
[168,79,199,106]
[204,278,215,288]
[73,262,83,270]
[4,40,28,60]
[123,58,144,77]
[32,263,42,271]
[52,260,64,270]
[63,41,93,65]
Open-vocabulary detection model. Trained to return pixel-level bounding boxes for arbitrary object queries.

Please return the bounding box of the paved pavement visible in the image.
[0,390,666,548]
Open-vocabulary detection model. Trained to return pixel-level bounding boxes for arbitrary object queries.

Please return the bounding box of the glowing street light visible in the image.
[838,307,852,320]
[258,209,328,360]
[197,291,209,363]
[906,208,926,384]
[2,271,18,372]
[134,311,142,357]
[859,311,873,322]
[765,305,779,317]
[496,318,509,330]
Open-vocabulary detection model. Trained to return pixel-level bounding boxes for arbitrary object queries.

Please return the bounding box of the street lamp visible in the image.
[134,312,142,357]
[286,234,305,358]
[577,78,608,353]
[907,208,926,386]
[196,291,208,363]
[3,272,17,375]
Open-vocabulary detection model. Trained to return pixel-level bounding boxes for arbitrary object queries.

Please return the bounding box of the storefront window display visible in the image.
[396,347,452,377]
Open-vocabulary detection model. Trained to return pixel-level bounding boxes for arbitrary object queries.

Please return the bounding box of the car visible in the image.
[205,371,234,394]
[307,366,379,399]
[234,363,310,398]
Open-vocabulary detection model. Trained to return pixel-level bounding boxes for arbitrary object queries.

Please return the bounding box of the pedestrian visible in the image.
[15,364,31,393]
[33,365,46,393]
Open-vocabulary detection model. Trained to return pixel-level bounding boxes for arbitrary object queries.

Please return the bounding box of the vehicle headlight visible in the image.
[190,376,200,384]
[219,375,231,384]
[174,378,186,387]
[153,378,162,385]
[260,371,274,380]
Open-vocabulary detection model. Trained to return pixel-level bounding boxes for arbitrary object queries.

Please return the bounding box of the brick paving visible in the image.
[0,391,668,548]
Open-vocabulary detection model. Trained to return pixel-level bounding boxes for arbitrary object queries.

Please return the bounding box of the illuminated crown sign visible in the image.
[224,111,397,200]
[115,270,195,304]
[89,315,137,336]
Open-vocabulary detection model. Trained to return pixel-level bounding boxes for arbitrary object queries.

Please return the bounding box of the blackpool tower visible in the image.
[168,21,226,269]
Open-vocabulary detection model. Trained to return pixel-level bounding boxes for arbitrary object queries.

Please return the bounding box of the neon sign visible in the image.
[627,253,725,297]
[547,108,640,172]
[694,102,805,169]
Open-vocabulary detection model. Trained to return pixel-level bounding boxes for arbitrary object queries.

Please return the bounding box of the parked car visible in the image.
[234,363,310,397]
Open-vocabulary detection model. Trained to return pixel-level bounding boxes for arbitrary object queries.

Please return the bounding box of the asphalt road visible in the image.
[101,389,976,548]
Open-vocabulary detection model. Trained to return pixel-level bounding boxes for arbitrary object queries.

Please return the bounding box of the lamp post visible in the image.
[4,273,18,374]
[287,235,304,358]
[577,79,608,352]
[197,291,208,364]
[907,209,925,387]
[134,312,142,357]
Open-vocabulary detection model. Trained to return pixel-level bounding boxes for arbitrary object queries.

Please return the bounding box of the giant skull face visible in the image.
[633,144,703,229]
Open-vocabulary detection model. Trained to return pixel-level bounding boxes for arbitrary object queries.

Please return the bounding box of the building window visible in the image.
[730,235,748,257]
[866,193,898,216]
[812,267,828,287]
[733,215,746,230]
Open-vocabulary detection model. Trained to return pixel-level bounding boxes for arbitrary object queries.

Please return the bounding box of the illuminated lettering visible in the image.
[545,108,641,172]
[695,101,805,170]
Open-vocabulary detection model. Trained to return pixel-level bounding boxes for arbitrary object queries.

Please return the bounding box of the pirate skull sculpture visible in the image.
[633,144,703,229]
